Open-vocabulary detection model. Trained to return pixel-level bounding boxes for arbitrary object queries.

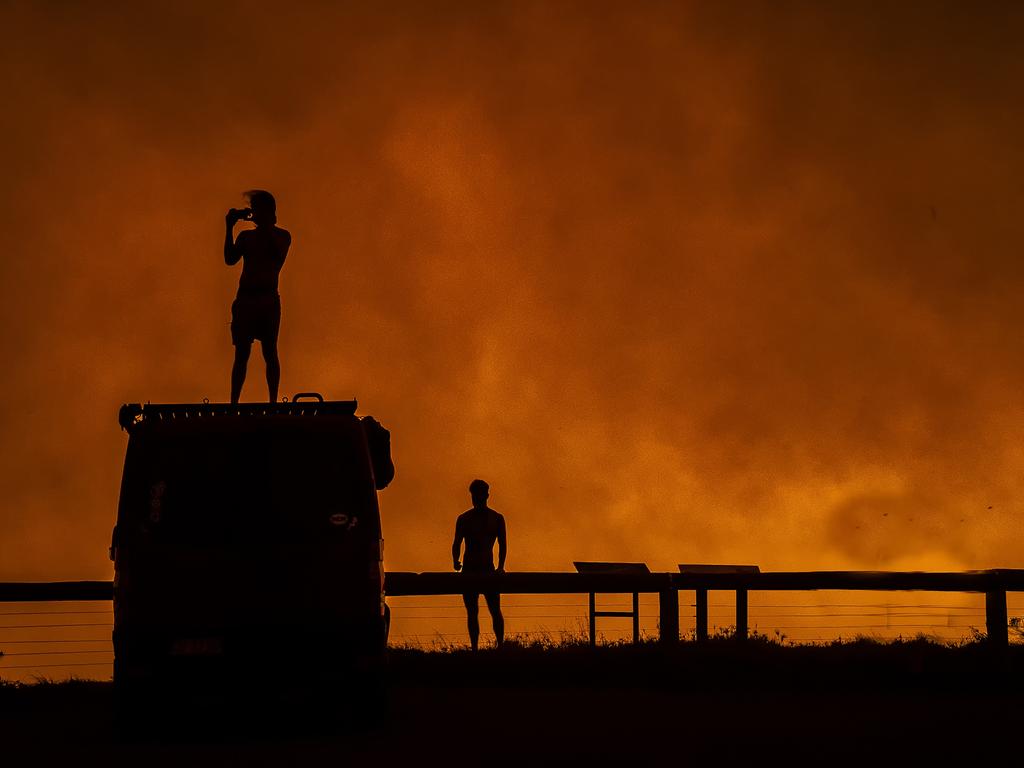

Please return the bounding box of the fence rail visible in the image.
[384,569,1024,594]
[2,569,1022,647]
[0,581,112,602]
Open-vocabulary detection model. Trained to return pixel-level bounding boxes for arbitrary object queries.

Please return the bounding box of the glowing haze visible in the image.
[2,1,1023,581]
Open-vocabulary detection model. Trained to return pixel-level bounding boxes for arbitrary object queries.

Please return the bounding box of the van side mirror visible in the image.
[361,416,395,490]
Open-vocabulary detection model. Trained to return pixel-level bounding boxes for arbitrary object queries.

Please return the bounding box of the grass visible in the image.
[381,628,1024,698]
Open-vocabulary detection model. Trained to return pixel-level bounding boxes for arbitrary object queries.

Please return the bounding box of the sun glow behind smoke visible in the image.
[1,0,1024,597]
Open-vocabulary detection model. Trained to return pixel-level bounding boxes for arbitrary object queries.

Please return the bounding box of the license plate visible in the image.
[170,637,224,656]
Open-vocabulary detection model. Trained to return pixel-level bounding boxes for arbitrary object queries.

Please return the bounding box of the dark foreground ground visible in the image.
[2,639,1022,766]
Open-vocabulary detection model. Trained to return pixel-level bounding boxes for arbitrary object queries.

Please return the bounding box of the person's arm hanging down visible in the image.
[496,515,507,573]
[452,517,464,572]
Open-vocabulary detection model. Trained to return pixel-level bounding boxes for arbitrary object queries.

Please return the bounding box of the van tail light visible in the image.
[369,538,384,581]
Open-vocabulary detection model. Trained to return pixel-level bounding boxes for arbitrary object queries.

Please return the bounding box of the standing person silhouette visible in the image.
[452,479,507,651]
[224,190,291,404]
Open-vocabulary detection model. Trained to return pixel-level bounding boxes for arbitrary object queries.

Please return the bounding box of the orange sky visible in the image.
[2,1,1023,582]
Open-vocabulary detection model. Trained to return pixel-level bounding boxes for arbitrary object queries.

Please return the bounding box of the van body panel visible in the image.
[111,402,389,686]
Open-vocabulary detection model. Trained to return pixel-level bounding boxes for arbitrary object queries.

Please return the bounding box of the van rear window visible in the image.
[126,431,372,546]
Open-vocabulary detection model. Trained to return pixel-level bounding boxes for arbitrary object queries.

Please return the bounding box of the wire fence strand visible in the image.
[1,593,1021,677]
[1,650,114,657]
[0,662,112,670]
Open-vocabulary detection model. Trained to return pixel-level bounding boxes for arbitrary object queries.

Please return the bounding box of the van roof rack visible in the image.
[118,395,357,431]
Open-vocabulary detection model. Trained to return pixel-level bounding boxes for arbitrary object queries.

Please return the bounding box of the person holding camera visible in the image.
[224,190,291,403]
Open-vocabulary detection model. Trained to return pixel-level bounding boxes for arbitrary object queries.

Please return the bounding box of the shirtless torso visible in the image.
[234,226,290,297]
[453,507,506,572]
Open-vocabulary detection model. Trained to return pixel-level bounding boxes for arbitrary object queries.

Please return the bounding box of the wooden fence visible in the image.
[385,569,1024,647]
[2,569,1022,646]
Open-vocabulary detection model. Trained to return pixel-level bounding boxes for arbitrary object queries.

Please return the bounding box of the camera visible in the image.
[230,207,254,222]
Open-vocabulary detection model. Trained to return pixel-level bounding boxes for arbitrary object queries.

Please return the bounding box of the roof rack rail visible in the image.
[118,397,358,431]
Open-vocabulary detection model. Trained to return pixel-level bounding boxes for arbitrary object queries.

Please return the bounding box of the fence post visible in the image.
[986,589,1008,649]
[696,588,708,642]
[736,589,748,641]
[632,592,640,644]
[659,588,679,644]
[588,592,596,648]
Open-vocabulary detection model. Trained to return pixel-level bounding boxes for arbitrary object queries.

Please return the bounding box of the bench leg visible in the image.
[736,588,748,641]
[696,588,708,642]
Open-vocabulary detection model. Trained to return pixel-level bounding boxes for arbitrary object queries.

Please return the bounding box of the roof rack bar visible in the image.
[118,399,358,430]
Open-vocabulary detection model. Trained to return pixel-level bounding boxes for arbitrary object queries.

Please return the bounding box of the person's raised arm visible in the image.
[452,518,464,572]
[224,211,243,265]
[497,515,507,573]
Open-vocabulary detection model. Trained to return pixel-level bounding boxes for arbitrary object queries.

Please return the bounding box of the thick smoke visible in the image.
[1,1,1023,579]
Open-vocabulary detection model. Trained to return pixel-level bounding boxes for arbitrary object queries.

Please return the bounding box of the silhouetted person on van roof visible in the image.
[452,479,506,650]
[224,189,291,403]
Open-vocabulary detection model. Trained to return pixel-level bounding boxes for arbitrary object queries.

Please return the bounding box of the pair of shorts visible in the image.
[231,294,280,346]
[461,567,501,613]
